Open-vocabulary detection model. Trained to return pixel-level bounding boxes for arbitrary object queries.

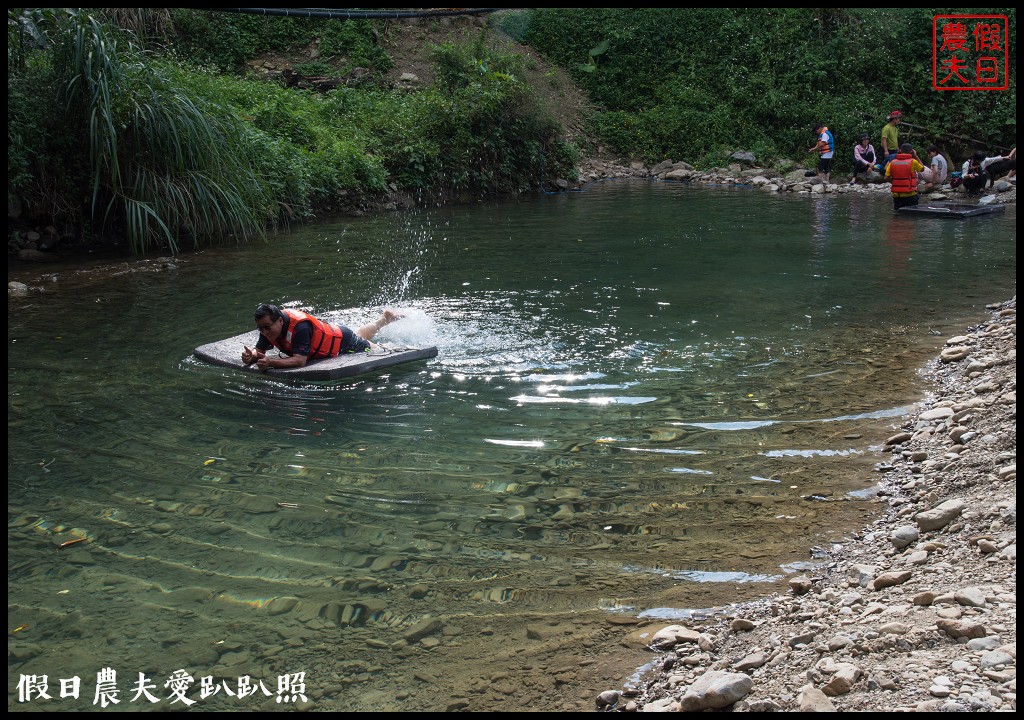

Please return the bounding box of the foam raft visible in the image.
[195,331,438,380]
[898,203,1006,218]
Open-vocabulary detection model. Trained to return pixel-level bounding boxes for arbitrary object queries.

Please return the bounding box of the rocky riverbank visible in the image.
[596,298,1016,713]
[572,157,1017,206]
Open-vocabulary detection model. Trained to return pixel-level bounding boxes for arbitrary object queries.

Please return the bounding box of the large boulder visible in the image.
[730,150,757,165]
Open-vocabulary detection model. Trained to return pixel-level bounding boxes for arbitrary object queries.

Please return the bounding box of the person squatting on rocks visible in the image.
[919,144,948,190]
[848,133,878,185]
[959,151,988,193]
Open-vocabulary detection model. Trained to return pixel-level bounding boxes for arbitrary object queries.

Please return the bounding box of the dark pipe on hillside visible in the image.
[218,8,498,20]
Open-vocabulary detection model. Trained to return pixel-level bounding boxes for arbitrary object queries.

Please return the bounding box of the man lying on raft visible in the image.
[242,304,404,371]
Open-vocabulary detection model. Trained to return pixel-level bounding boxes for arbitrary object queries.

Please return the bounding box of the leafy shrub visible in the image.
[426,40,572,193]
[318,19,392,74]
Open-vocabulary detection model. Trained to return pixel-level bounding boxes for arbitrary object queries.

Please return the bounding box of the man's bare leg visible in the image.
[356,308,405,340]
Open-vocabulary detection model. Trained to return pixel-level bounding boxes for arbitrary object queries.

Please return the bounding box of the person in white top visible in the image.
[920,145,948,190]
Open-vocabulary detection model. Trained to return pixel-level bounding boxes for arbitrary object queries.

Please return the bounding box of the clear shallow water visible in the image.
[7,182,1016,711]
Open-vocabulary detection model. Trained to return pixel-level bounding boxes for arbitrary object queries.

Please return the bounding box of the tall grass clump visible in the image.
[43,11,275,253]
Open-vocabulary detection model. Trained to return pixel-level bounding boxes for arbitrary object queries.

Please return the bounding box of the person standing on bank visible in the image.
[808,123,835,184]
[881,110,902,167]
[242,304,404,371]
[885,142,925,211]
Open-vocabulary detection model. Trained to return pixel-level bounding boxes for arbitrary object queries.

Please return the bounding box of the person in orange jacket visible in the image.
[885,143,925,211]
[242,304,404,371]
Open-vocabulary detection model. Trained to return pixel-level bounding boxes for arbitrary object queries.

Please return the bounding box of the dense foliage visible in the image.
[167,10,392,76]
[7,9,574,254]
[510,8,1016,169]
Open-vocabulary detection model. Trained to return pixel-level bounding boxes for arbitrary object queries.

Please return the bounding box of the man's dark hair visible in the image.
[900,143,913,153]
[254,304,284,322]
[927,144,939,153]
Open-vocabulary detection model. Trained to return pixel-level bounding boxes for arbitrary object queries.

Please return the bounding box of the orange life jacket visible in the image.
[272,309,346,359]
[817,127,833,155]
[889,154,918,194]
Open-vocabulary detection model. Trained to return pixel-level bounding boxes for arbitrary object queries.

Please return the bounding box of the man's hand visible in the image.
[254,353,308,372]
[242,345,261,364]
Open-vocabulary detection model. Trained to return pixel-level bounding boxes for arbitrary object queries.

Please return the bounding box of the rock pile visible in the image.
[603,298,1016,712]
[569,157,1017,205]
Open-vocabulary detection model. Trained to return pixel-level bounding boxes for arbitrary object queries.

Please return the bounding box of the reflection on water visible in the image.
[7,183,1016,711]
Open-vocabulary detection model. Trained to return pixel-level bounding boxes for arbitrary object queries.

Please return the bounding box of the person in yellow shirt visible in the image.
[881,111,902,167]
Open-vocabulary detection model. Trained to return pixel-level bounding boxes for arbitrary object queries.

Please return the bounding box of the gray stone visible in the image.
[920,406,956,421]
[936,619,986,639]
[954,587,988,608]
[822,663,862,696]
[596,690,620,710]
[733,651,767,671]
[797,684,837,712]
[404,618,442,642]
[651,624,701,647]
[915,499,966,531]
[890,525,919,548]
[980,650,1014,668]
[869,570,912,590]
[679,670,753,711]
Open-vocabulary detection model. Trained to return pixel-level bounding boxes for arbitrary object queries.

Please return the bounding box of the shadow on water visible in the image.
[7,183,1016,711]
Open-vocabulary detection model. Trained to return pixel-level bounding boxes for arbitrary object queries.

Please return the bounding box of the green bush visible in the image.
[426,40,571,193]
[292,60,334,77]
[180,69,388,205]
[165,12,393,76]
[318,19,392,74]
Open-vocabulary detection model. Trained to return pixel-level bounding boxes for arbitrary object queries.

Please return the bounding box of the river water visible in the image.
[7,182,1016,711]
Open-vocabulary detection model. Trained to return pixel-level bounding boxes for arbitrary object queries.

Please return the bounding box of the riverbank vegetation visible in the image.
[512,8,1016,169]
[8,8,574,254]
[7,8,1016,256]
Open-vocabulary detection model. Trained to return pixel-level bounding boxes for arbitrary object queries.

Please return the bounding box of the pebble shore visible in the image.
[598,298,1016,712]
[572,157,1017,206]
